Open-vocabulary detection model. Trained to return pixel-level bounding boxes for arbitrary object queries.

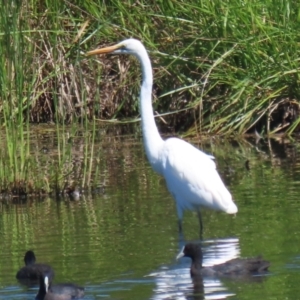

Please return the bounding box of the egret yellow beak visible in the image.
[86,43,123,56]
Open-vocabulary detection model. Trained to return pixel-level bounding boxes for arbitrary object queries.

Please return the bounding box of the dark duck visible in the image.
[16,250,54,282]
[177,243,270,278]
[36,273,84,300]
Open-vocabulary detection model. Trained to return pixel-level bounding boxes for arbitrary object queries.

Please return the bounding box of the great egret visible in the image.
[86,39,238,231]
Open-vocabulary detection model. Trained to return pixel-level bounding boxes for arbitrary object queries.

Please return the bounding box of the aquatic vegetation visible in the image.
[0,0,299,134]
[0,0,300,191]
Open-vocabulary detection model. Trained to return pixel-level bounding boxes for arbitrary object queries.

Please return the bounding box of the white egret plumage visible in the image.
[87,39,237,231]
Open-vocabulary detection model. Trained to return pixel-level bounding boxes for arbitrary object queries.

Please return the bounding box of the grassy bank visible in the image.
[1,0,300,135]
[0,0,300,192]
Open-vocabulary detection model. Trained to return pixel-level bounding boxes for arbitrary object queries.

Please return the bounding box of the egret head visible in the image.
[86,38,145,57]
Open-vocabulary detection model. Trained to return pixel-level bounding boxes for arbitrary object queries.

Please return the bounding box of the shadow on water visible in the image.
[1,128,300,298]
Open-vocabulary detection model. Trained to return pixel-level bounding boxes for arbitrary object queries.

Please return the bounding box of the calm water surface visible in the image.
[1,127,300,299]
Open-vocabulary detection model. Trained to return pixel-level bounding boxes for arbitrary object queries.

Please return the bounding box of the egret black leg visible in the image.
[197,209,203,238]
[178,219,183,232]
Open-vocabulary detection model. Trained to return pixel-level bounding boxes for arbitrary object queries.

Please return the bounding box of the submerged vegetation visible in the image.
[0,0,300,193]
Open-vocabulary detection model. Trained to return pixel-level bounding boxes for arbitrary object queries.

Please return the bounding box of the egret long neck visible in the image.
[135,49,164,174]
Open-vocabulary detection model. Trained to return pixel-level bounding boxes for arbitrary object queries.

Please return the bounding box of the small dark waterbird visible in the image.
[86,39,238,233]
[177,243,270,278]
[36,273,84,300]
[16,250,54,282]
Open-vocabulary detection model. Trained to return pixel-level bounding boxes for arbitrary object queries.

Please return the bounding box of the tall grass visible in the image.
[82,0,300,135]
[0,0,300,191]
[1,0,300,134]
[0,1,31,190]
[0,0,94,192]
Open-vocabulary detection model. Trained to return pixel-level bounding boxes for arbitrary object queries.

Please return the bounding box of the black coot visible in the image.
[177,243,270,278]
[16,250,54,282]
[36,273,84,300]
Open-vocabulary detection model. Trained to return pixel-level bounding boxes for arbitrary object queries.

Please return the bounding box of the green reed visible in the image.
[0,0,95,192]
[2,0,300,135]
[0,0,300,191]
[83,0,300,135]
[0,1,30,189]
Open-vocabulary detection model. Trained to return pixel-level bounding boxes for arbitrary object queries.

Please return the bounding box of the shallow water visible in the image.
[1,127,300,299]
